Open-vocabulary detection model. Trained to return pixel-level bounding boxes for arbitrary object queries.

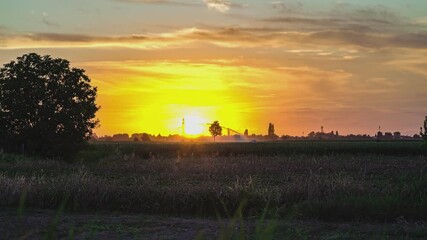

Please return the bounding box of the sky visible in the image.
[1,0,426,137]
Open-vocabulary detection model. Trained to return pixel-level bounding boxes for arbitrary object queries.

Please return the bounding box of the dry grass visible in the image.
[0,142,426,221]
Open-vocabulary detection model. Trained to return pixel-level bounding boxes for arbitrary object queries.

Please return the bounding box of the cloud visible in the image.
[265,16,340,25]
[413,17,427,26]
[261,16,408,36]
[330,3,399,24]
[387,54,427,77]
[175,27,427,49]
[1,26,427,50]
[113,0,200,7]
[114,0,245,11]
[266,2,408,34]
[41,12,59,27]
[270,1,303,14]
[24,33,146,42]
[203,0,231,13]
[0,32,161,50]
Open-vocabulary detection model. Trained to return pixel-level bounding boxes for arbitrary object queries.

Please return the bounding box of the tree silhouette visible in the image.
[141,133,151,142]
[0,53,99,158]
[209,121,222,142]
[421,116,427,141]
[268,123,275,137]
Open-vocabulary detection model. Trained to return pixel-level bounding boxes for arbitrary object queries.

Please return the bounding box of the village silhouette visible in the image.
[96,118,424,142]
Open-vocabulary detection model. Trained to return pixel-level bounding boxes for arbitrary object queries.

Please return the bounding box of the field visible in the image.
[1,141,427,239]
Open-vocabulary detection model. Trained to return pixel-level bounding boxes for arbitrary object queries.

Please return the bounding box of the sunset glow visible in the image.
[1,0,426,137]
[183,114,208,136]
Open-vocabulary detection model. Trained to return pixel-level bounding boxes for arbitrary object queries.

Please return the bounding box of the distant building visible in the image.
[393,132,401,140]
[384,132,393,139]
[376,131,383,140]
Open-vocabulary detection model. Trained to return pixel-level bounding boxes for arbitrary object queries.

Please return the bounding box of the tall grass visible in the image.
[92,141,427,157]
[0,142,426,221]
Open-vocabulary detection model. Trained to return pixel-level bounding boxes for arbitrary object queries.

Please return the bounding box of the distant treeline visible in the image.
[94,131,422,143]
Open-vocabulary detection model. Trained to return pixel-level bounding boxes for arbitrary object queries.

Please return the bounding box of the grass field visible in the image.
[1,141,426,239]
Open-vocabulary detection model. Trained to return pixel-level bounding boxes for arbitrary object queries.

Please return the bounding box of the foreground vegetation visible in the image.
[2,210,427,239]
[0,141,426,223]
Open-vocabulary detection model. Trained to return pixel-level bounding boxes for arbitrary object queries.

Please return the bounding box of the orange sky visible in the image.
[1,0,427,136]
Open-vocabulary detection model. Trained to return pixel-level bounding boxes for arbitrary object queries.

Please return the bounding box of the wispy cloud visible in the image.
[330,3,399,23]
[1,26,427,50]
[413,17,427,26]
[113,0,200,7]
[270,1,303,14]
[1,0,426,136]
[113,0,245,12]
[204,0,230,13]
[387,54,427,77]
[265,3,411,34]
[41,12,59,27]
[25,33,147,42]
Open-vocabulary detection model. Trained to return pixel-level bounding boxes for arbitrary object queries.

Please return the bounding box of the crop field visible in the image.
[1,141,427,239]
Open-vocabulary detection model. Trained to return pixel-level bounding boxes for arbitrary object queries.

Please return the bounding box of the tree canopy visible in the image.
[0,53,99,158]
[209,121,222,142]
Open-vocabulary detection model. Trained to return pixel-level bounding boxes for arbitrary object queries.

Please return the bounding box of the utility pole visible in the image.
[182,118,185,136]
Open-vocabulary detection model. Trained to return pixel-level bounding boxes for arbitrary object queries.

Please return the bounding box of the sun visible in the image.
[184,115,207,136]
